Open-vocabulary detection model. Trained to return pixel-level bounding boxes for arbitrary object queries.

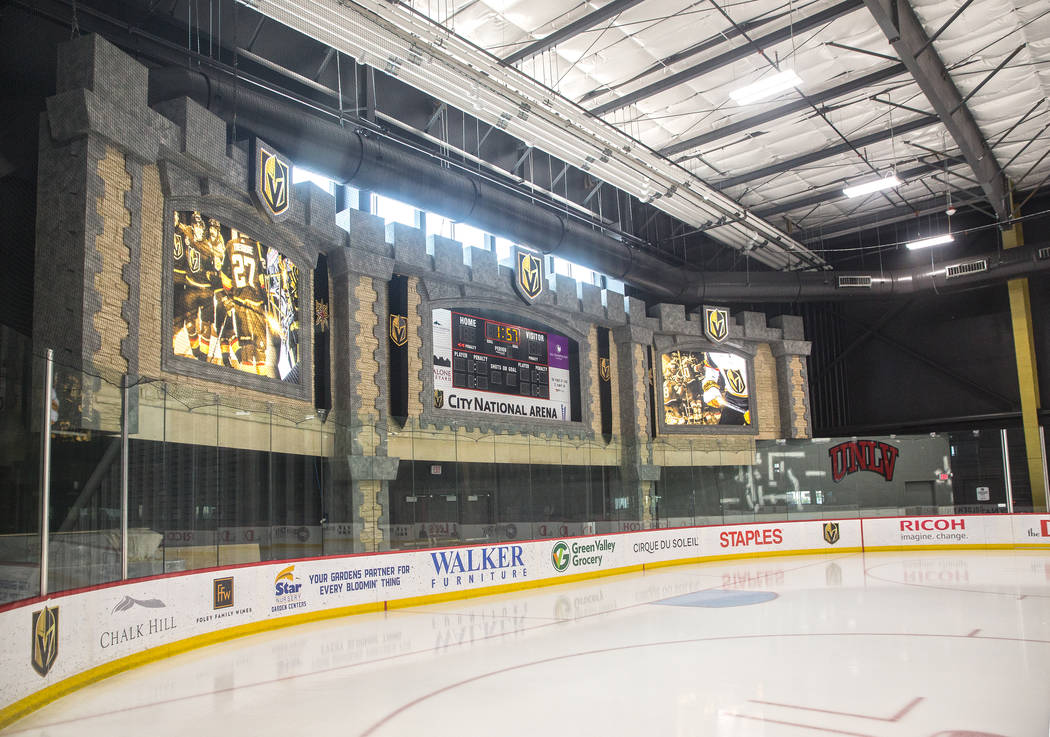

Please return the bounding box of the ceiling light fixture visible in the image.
[906,233,954,250]
[255,0,826,269]
[729,69,802,105]
[843,174,901,198]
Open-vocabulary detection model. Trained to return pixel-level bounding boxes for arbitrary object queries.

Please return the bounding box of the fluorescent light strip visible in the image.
[252,0,819,268]
[730,69,802,105]
[843,175,901,198]
[907,234,954,250]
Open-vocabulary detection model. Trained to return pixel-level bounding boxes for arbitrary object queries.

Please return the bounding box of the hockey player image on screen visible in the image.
[662,350,750,426]
[173,211,223,362]
[171,211,301,383]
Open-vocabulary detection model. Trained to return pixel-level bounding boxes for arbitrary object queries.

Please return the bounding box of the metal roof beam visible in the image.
[754,156,966,217]
[660,63,907,156]
[799,186,986,242]
[589,0,864,116]
[862,0,1010,221]
[503,0,648,65]
[715,114,938,190]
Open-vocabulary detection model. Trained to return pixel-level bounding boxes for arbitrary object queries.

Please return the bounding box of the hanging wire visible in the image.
[232,0,238,142]
[336,50,344,127]
[70,0,80,38]
[888,90,897,178]
[794,205,1050,253]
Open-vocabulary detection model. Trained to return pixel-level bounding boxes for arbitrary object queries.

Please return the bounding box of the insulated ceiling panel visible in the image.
[400,0,1049,247]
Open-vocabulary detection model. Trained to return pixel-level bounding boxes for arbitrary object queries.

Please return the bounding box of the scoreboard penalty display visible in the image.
[432,308,573,422]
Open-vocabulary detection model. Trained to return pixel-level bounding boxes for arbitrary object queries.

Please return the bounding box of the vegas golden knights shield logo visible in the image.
[703,306,730,344]
[514,249,543,304]
[389,314,407,347]
[723,368,746,396]
[434,390,444,409]
[186,244,201,273]
[823,522,840,545]
[599,357,611,382]
[252,138,292,222]
[31,606,58,677]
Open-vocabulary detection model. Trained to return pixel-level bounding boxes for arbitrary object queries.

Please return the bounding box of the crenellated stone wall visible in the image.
[34,33,814,552]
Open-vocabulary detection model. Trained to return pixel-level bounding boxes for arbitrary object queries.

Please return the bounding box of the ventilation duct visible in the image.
[687,247,1047,302]
[149,67,691,302]
[149,68,1050,304]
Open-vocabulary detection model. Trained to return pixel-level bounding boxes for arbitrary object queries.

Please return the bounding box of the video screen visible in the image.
[661,350,750,426]
[432,308,573,422]
[172,210,301,383]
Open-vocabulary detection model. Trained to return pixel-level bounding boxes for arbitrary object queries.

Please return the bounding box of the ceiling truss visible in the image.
[862,0,1011,222]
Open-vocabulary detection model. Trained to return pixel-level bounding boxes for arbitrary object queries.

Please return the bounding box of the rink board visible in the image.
[1,513,1048,725]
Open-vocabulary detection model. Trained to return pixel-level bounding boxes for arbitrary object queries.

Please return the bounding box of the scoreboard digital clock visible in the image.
[432,308,574,422]
[485,321,519,345]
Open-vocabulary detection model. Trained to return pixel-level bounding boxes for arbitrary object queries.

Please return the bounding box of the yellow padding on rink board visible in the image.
[863,544,1019,553]
[642,546,863,570]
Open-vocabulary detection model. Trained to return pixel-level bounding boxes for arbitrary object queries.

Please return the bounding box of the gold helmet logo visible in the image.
[723,368,746,396]
[389,314,407,347]
[434,390,444,409]
[514,249,543,303]
[31,606,59,677]
[252,139,292,222]
[703,306,730,343]
[823,522,840,545]
[599,357,611,382]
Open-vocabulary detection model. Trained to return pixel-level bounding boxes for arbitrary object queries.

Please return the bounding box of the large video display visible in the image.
[432,308,573,421]
[171,210,301,383]
[662,350,750,426]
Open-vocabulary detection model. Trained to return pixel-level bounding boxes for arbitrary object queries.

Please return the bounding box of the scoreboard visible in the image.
[432,308,573,422]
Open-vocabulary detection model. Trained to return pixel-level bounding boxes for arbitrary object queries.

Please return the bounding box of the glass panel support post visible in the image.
[1001,428,1014,513]
[1040,426,1049,511]
[121,379,130,580]
[39,349,54,597]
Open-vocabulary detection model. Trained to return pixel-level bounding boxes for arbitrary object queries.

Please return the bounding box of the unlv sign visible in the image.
[828,440,899,482]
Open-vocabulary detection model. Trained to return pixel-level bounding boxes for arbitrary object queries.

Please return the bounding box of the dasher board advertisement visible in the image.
[432,308,572,421]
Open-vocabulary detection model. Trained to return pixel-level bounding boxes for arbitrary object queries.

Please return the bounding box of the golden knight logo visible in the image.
[599,357,611,382]
[514,249,543,304]
[703,306,730,343]
[31,606,58,677]
[389,314,408,347]
[252,138,292,222]
[186,244,201,273]
[723,368,746,396]
[434,390,444,409]
[823,522,840,545]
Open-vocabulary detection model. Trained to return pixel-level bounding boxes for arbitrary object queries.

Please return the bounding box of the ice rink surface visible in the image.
[5,550,1050,736]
